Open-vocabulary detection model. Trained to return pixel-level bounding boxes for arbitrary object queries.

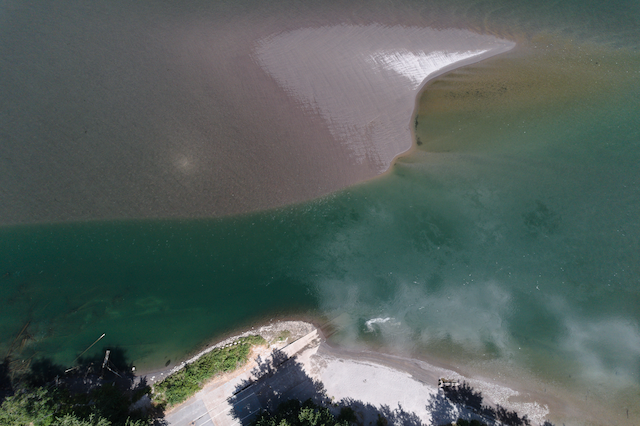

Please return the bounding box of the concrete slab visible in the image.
[165,398,213,426]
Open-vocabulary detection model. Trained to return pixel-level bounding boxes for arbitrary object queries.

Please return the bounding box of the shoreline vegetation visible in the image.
[152,334,266,408]
[1,321,554,425]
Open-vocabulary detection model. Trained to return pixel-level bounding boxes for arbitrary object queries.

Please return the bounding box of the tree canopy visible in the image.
[252,399,351,426]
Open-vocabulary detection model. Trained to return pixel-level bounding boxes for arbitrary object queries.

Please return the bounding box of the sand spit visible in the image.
[254,25,514,173]
[160,321,550,426]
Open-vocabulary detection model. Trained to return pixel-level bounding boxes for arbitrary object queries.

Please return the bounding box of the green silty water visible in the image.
[1,0,640,424]
[0,217,320,369]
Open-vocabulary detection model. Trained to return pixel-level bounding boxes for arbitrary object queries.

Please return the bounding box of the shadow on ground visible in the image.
[228,348,425,425]
[434,383,555,426]
[1,346,165,425]
[227,348,545,426]
[0,357,12,404]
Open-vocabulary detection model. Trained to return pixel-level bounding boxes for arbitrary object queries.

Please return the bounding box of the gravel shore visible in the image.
[155,321,551,426]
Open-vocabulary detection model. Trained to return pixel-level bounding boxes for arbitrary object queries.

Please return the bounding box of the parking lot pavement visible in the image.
[165,330,320,426]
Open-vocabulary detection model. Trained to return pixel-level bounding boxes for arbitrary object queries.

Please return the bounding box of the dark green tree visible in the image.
[253,399,349,426]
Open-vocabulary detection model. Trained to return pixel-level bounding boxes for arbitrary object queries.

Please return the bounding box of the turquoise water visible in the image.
[1,0,639,423]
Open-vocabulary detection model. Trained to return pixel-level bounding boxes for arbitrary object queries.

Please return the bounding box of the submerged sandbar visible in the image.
[254,25,514,174]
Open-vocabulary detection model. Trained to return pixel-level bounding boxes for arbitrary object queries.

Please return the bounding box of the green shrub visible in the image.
[252,399,348,426]
[153,335,266,407]
[0,386,150,426]
[0,387,56,426]
[337,406,357,424]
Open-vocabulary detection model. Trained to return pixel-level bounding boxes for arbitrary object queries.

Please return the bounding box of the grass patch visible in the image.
[270,330,291,344]
[152,335,266,408]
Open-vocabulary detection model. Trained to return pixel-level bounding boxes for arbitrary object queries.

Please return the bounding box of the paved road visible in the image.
[164,330,321,426]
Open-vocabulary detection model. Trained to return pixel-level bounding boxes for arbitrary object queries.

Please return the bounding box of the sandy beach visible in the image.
[158,321,551,426]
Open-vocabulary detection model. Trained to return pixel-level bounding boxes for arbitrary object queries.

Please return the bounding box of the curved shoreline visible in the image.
[254,25,515,184]
[147,320,553,426]
[403,39,515,171]
[2,8,515,226]
[134,320,318,384]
